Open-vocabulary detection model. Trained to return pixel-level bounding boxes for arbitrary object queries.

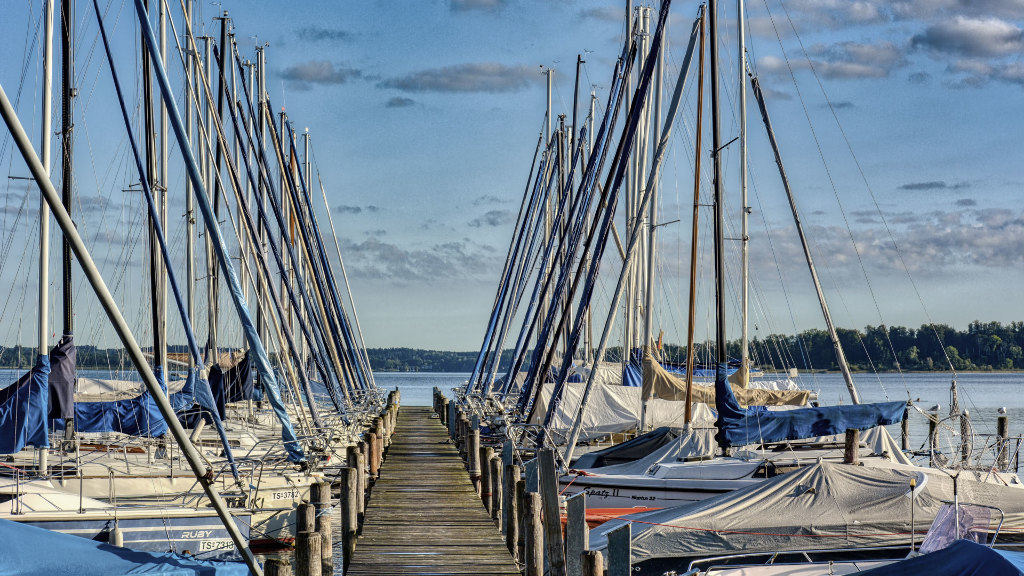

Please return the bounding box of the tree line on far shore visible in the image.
[0,321,1020,373]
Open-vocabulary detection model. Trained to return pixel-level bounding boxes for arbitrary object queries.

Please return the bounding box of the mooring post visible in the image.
[468,421,482,495]
[374,416,387,454]
[265,559,293,576]
[447,401,456,439]
[538,449,567,576]
[295,531,322,576]
[606,522,631,576]
[501,441,515,535]
[297,501,315,533]
[581,550,604,576]
[566,491,588,576]
[367,431,380,480]
[902,403,911,452]
[525,492,544,576]
[844,428,860,465]
[340,468,357,575]
[515,477,526,563]
[311,481,334,576]
[480,446,494,511]
[998,409,1010,470]
[490,455,502,524]
[347,444,365,529]
[441,398,450,427]
[375,425,385,470]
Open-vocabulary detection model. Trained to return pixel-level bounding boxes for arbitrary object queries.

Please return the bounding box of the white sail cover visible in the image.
[527,381,716,444]
[589,461,1024,564]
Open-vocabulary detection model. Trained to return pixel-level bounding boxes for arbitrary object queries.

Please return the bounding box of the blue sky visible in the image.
[0,0,1022,351]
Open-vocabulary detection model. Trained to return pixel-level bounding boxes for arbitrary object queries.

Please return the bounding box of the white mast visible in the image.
[38,0,55,474]
[738,0,750,386]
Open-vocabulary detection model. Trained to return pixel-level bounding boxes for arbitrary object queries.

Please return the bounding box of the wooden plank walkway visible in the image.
[346,406,520,575]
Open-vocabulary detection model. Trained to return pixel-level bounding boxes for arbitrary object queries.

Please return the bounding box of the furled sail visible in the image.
[642,350,811,406]
[0,355,50,453]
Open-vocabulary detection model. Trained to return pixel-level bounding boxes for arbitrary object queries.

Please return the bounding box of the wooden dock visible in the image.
[346,406,521,575]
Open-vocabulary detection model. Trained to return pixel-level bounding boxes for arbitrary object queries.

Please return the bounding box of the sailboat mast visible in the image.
[143,0,163,374]
[38,0,55,473]
[684,7,706,426]
[643,4,664,352]
[750,77,861,404]
[60,0,74,341]
[709,0,727,369]
[202,36,217,360]
[39,0,54,358]
[158,0,168,370]
[738,0,750,386]
[184,0,196,369]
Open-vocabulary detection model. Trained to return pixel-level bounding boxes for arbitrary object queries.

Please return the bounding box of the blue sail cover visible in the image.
[713,362,906,448]
[857,539,1024,576]
[73,365,169,437]
[0,355,50,453]
[0,517,249,576]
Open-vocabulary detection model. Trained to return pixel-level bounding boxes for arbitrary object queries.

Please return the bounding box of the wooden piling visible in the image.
[340,468,357,575]
[515,478,526,563]
[481,446,494,511]
[581,550,604,576]
[524,492,543,576]
[566,492,588,576]
[311,482,334,575]
[902,404,911,452]
[375,427,385,470]
[490,455,502,524]
[468,426,482,495]
[297,501,315,533]
[538,449,567,576]
[606,523,631,576]
[295,531,322,576]
[264,558,293,576]
[844,428,860,465]
[367,432,380,480]
[998,412,1010,470]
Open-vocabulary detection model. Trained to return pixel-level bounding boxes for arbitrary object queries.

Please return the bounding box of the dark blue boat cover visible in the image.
[712,362,906,448]
[857,539,1024,576]
[48,336,75,419]
[0,517,249,576]
[209,352,253,419]
[73,365,168,437]
[0,354,50,453]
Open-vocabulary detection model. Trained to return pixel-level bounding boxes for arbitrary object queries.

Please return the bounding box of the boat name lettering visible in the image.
[181,530,214,539]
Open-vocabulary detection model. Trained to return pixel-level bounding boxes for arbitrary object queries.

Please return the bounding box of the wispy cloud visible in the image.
[339,237,499,283]
[280,61,362,91]
[469,209,514,228]
[336,204,380,215]
[386,97,416,108]
[898,180,970,191]
[757,41,908,80]
[296,26,350,42]
[451,0,507,12]
[379,63,536,93]
[579,7,622,22]
[472,194,508,206]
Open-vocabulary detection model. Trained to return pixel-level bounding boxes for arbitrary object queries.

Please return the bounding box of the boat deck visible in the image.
[346,406,520,576]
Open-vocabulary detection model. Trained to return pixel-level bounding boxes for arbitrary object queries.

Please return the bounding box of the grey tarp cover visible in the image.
[642,350,811,406]
[575,425,909,476]
[527,381,716,443]
[589,462,1024,564]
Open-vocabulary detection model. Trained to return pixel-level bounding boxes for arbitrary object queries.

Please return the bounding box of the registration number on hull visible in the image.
[199,539,234,552]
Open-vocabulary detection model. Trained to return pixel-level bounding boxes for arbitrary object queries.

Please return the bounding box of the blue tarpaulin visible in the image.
[713,362,906,448]
[0,517,249,576]
[73,366,168,437]
[857,539,1024,576]
[0,354,50,453]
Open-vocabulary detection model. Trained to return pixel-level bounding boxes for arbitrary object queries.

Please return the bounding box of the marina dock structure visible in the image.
[346,406,520,576]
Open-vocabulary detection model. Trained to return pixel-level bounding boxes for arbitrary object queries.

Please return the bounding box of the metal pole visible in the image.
[38,0,55,474]
[684,8,706,426]
[738,0,750,387]
[0,82,261,576]
[184,0,196,363]
[709,0,727,374]
[60,0,74,340]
